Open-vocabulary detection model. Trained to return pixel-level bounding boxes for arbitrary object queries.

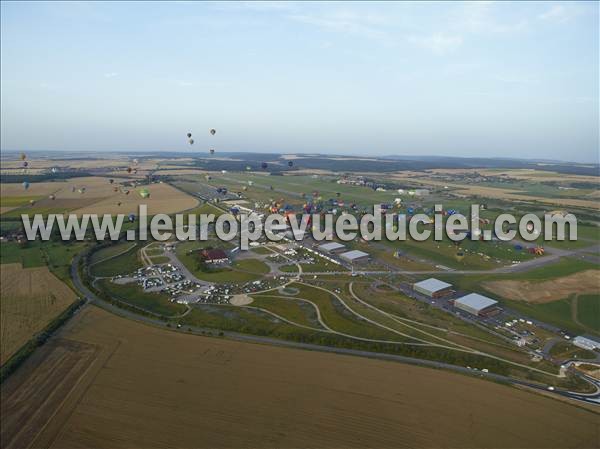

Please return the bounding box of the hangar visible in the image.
[454,293,499,317]
[319,242,346,253]
[340,250,369,264]
[413,278,453,298]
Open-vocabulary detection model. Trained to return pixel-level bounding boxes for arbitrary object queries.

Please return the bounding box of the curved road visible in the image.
[70,252,600,406]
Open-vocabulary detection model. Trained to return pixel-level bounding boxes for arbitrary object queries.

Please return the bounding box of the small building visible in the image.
[413,278,453,298]
[573,335,600,351]
[319,242,346,253]
[200,249,229,264]
[454,293,499,317]
[339,250,369,264]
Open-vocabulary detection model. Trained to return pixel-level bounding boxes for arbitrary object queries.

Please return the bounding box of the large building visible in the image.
[573,335,600,351]
[319,242,346,253]
[413,278,453,298]
[339,250,369,264]
[200,249,229,264]
[454,293,499,317]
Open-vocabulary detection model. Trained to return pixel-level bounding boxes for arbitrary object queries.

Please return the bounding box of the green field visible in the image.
[250,295,322,328]
[90,243,143,277]
[577,294,600,332]
[0,240,88,285]
[98,279,186,316]
[89,241,138,265]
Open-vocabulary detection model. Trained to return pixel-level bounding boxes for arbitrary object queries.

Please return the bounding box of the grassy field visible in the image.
[249,295,323,328]
[89,241,137,265]
[90,243,143,277]
[577,294,600,332]
[549,341,597,360]
[0,264,77,365]
[97,279,185,316]
[0,240,88,285]
[2,305,597,449]
[175,241,269,283]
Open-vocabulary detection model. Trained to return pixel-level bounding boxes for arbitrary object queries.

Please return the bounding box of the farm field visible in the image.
[1,177,198,217]
[1,305,597,449]
[482,270,600,303]
[0,264,77,365]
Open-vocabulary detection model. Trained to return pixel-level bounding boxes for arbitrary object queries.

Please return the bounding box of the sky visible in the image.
[1,1,598,163]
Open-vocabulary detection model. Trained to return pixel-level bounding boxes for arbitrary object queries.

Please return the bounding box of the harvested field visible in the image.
[0,338,100,449]
[72,182,198,215]
[389,174,600,210]
[483,270,600,303]
[0,264,77,365]
[3,306,598,449]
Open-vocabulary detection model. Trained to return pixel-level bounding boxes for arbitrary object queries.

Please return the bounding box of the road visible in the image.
[69,251,600,406]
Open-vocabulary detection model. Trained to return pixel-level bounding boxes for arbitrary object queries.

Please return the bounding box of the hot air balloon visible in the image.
[261,162,268,169]
[22,181,30,190]
[187,132,192,138]
[210,128,216,135]
[139,188,150,199]
[188,138,194,145]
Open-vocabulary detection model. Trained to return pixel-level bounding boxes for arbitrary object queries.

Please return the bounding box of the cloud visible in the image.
[539,4,579,23]
[287,10,388,40]
[104,72,118,78]
[457,2,529,34]
[408,33,463,54]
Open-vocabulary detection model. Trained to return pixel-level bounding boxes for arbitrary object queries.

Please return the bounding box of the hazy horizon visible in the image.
[1,1,598,163]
